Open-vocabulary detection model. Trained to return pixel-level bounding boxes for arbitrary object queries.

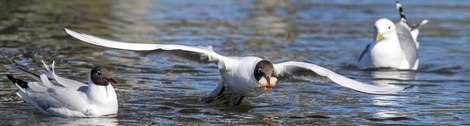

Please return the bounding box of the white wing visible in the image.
[65,28,230,69]
[274,61,408,94]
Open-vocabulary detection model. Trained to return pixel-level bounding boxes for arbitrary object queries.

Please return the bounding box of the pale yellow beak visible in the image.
[376,32,383,42]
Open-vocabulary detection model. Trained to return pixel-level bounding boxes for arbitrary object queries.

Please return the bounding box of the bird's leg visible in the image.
[203,81,225,103]
[234,96,245,105]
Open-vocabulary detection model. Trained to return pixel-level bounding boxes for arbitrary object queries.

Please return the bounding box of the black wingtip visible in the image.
[396,1,413,27]
[6,75,29,89]
[396,1,406,20]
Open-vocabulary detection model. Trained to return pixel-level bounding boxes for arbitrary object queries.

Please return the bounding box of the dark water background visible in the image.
[1,0,469,125]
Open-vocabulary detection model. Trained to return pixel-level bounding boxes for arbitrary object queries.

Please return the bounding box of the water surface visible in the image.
[1,0,469,125]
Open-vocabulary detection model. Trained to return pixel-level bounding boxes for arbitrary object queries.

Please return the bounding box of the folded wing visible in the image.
[274,61,408,94]
[7,73,88,116]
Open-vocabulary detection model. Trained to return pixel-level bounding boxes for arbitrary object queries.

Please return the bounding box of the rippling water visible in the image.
[1,0,469,125]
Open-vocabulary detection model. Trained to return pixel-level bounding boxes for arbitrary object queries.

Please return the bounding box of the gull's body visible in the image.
[358,1,428,70]
[65,28,408,105]
[6,61,118,117]
[218,56,265,97]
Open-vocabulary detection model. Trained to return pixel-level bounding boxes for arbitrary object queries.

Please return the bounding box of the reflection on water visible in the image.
[34,117,118,126]
[365,70,417,86]
[363,70,419,120]
[371,94,418,121]
[368,70,417,81]
[1,0,470,125]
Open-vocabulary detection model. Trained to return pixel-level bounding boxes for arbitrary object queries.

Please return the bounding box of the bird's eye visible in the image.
[388,26,391,29]
[258,68,261,74]
[96,71,101,76]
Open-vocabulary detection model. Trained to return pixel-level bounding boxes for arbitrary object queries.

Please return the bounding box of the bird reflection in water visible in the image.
[365,69,418,119]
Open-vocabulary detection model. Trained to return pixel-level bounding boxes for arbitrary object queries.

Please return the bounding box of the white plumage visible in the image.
[7,60,118,117]
[358,1,428,70]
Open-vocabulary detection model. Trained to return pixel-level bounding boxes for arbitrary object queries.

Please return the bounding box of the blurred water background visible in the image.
[1,0,469,125]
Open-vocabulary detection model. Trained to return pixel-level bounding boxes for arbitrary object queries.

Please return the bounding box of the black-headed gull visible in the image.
[6,60,118,117]
[65,28,408,105]
[358,1,428,70]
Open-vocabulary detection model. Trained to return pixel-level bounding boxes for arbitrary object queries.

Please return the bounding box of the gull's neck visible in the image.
[87,76,117,105]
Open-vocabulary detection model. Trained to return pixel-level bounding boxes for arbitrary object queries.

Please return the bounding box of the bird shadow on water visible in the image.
[202,92,288,122]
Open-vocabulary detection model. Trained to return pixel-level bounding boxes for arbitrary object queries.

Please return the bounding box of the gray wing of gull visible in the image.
[395,23,418,67]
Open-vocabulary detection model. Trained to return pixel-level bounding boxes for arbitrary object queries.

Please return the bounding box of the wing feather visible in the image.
[65,28,229,69]
[274,61,407,94]
[395,23,418,67]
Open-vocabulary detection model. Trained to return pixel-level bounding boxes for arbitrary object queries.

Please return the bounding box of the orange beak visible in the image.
[266,76,270,93]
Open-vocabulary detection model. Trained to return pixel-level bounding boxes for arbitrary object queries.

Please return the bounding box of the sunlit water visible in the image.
[1,0,469,125]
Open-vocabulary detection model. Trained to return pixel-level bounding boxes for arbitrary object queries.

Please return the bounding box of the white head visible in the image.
[374,18,396,42]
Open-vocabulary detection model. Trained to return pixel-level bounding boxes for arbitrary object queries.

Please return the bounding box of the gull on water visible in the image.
[358,1,428,70]
[6,60,118,117]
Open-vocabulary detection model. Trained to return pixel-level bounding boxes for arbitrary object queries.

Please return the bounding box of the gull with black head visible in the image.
[65,28,408,105]
[6,60,118,117]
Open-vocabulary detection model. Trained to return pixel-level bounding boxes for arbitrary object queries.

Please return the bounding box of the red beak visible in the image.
[107,78,118,84]
[266,76,270,93]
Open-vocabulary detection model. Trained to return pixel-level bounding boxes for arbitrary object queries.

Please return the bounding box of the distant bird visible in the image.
[357,1,428,70]
[65,28,407,105]
[6,60,118,117]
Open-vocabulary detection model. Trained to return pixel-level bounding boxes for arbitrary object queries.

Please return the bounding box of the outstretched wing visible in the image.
[65,28,230,69]
[274,61,408,94]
